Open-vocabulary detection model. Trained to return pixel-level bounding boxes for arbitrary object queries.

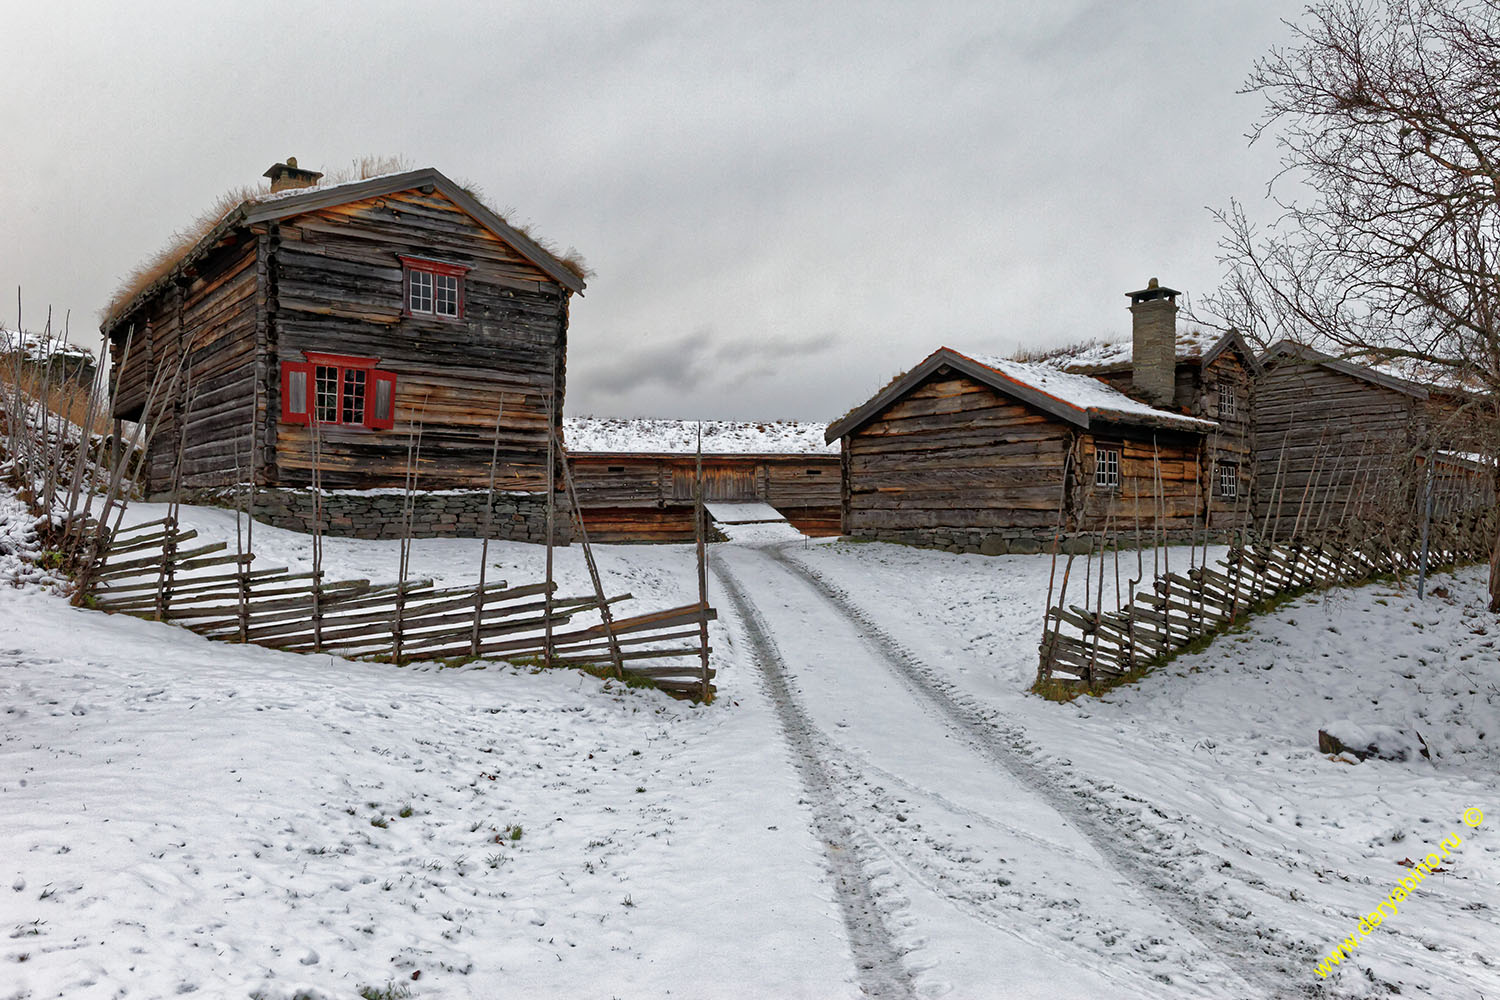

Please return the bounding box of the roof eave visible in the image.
[101,204,251,336]
[1262,339,1428,399]
[243,168,587,295]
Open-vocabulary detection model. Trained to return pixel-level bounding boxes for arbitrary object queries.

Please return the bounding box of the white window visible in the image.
[401,256,467,319]
[434,273,460,317]
[408,269,433,314]
[1219,463,1238,499]
[1218,386,1237,419]
[1095,446,1120,489]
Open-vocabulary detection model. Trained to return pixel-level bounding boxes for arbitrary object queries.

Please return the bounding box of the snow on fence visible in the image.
[80,516,719,698]
[1037,506,1498,691]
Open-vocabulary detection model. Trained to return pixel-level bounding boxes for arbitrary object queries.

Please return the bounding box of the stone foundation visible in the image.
[851,527,1228,555]
[173,488,574,543]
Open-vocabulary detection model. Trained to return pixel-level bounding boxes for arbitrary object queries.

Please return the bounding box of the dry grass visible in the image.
[1010,338,1110,364]
[2,363,109,436]
[105,155,590,325]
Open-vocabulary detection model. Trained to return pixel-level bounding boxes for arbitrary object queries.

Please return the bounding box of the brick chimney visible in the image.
[1127,277,1180,407]
[263,157,323,193]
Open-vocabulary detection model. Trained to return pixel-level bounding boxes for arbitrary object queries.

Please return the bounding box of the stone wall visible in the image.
[174,488,574,543]
[850,526,1229,555]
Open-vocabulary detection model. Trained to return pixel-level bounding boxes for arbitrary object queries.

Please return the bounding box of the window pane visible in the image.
[342,368,366,424]
[435,273,459,317]
[409,270,433,313]
[288,370,307,414]
[374,378,393,422]
[315,365,339,423]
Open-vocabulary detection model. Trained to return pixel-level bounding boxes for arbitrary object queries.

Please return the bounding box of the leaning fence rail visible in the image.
[1038,506,1498,692]
[80,516,718,699]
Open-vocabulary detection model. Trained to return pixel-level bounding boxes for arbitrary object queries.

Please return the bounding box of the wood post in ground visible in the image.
[695,422,711,702]
[551,427,625,680]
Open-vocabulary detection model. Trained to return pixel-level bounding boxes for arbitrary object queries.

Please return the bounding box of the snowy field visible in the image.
[2,498,1497,998]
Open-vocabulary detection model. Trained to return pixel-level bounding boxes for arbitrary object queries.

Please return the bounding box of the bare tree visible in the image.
[1210,0,1500,607]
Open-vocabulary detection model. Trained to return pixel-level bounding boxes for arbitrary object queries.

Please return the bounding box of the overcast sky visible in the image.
[2,1,1306,421]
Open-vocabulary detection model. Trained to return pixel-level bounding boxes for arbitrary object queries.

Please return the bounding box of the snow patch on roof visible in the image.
[565,417,838,455]
[1035,326,1223,372]
[955,350,1217,431]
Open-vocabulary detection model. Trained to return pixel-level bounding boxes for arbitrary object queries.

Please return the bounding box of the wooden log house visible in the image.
[566,418,841,541]
[825,354,1217,554]
[102,161,586,541]
[1255,340,1497,536]
[824,281,1223,554]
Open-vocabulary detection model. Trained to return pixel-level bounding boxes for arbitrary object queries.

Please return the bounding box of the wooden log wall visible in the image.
[110,234,260,495]
[269,189,568,490]
[1254,362,1423,536]
[843,373,1073,537]
[1200,351,1255,531]
[1074,431,1203,533]
[568,453,841,541]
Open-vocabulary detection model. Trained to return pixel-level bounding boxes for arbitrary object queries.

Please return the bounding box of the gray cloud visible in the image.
[2,1,1307,424]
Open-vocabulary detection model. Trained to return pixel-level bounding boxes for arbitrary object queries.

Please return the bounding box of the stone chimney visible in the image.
[263,157,323,193]
[1127,277,1180,407]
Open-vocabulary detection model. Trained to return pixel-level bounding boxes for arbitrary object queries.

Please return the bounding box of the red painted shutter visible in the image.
[367,370,397,430]
[281,361,313,424]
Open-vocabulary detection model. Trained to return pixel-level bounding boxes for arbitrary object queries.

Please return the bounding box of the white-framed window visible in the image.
[1095,446,1120,489]
[400,256,467,320]
[1219,463,1238,499]
[1218,385,1237,419]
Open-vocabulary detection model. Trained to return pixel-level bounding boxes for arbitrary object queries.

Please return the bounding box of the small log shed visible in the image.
[825,347,1217,555]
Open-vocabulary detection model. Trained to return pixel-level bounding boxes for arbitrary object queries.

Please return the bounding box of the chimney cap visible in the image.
[1126,277,1180,305]
[263,157,324,190]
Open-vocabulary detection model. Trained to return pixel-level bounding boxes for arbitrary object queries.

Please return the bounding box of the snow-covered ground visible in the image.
[2,497,1497,998]
[563,416,835,455]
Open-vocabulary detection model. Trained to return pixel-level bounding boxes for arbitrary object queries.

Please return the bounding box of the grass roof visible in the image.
[103,156,590,329]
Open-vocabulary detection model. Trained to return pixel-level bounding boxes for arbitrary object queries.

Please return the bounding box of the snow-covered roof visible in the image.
[1038,327,1227,372]
[565,417,838,455]
[826,347,1216,442]
[958,352,1217,431]
[2,329,95,364]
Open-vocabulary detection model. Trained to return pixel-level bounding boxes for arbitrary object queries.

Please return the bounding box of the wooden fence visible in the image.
[1038,505,1498,690]
[84,516,718,699]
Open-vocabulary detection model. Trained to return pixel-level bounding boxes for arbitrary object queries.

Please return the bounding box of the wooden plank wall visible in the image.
[844,373,1073,534]
[268,188,568,490]
[568,453,841,540]
[177,235,261,490]
[1200,352,1254,531]
[1254,361,1422,535]
[1075,432,1203,533]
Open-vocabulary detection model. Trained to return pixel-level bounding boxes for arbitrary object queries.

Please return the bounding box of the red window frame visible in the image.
[280,352,397,430]
[400,255,467,320]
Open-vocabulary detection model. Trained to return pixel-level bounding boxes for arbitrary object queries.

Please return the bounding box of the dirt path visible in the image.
[765,544,1320,999]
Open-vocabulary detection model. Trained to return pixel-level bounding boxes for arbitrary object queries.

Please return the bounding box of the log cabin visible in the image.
[1255,340,1497,536]
[566,417,841,541]
[825,357,1216,554]
[101,160,586,541]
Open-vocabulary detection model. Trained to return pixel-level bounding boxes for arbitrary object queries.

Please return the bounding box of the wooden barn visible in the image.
[101,160,586,540]
[1048,283,1261,533]
[825,346,1217,555]
[565,418,841,542]
[1255,340,1496,536]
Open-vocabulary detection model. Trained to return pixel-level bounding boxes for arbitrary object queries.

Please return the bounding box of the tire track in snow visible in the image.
[711,558,917,1000]
[769,545,1322,999]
